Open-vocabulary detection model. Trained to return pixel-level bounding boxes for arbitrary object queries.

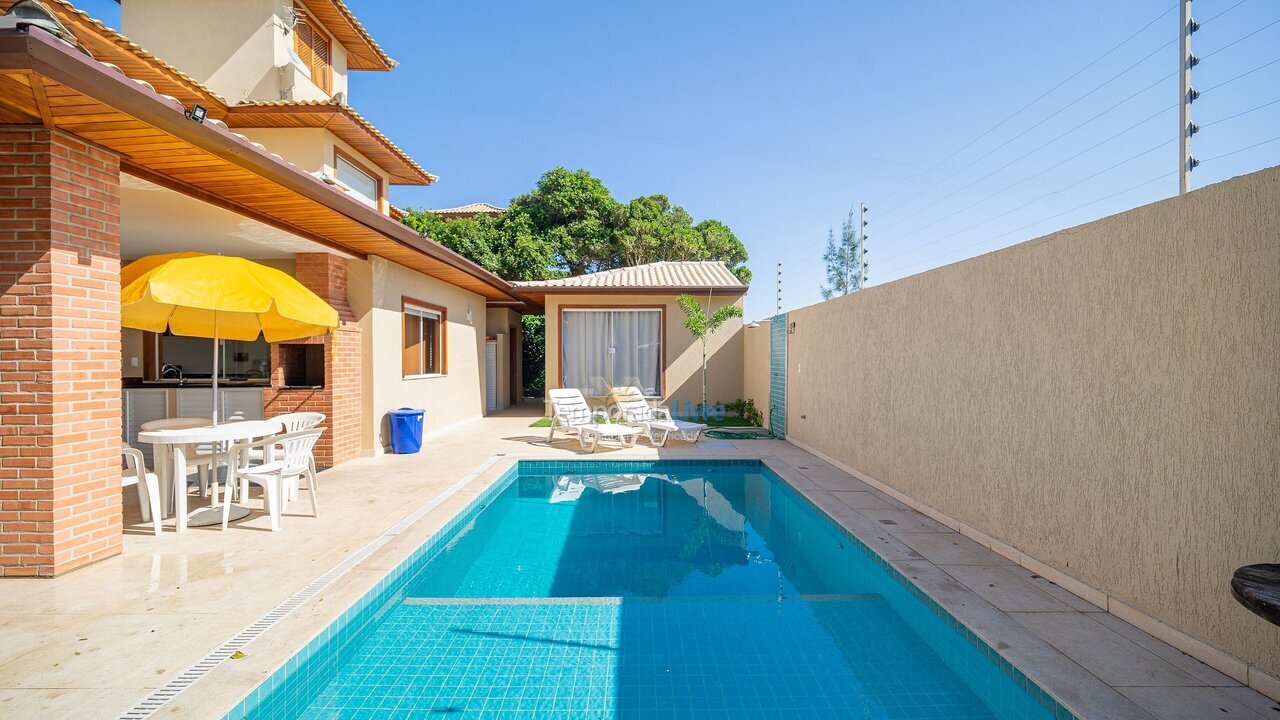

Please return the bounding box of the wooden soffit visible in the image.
[0,27,520,302]
[227,102,435,185]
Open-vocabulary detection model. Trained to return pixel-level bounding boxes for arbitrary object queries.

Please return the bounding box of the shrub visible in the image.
[724,398,763,426]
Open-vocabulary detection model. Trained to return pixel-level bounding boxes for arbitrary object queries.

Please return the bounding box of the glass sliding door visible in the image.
[561,308,663,397]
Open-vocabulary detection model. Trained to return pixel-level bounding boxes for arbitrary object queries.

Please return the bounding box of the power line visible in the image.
[1200,133,1280,162]
[876,137,1176,266]
[879,102,1177,248]
[1200,96,1280,128]
[878,171,1177,277]
[877,31,1180,222]
[867,3,1178,209]
[877,68,1178,238]
[1199,15,1280,60]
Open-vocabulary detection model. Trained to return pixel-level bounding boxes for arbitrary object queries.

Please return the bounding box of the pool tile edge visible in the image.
[760,456,1153,720]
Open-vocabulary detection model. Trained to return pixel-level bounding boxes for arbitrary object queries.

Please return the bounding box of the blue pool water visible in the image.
[229,461,1073,720]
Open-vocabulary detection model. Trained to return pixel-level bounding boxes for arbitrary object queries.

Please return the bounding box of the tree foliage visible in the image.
[400,166,753,395]
[677,294,744,418]
[821,209,862,300]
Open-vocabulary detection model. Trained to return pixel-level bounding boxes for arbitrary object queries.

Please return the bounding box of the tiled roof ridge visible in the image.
[313,0,396,69]
[512,260,746,289]
[39,0,228,105]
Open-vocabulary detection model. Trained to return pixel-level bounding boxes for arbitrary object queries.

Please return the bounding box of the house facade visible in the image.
[0,0,749,577]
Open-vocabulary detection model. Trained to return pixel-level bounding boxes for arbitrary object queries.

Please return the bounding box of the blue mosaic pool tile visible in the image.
[222,460,1077,720]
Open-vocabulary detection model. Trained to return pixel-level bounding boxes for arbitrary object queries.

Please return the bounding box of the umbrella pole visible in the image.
[211,315,219,427]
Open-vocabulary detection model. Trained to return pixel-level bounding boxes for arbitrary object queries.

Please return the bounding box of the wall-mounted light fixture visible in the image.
[185,104,207,124]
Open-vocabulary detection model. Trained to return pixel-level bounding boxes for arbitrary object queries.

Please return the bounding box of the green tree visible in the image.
[402,166,753,397]
[616,194,701,266]
[676,294,743,419]
[695,219,751,283]
[821,209,860,300]
[398,209,552,282]
[507,167,624,275]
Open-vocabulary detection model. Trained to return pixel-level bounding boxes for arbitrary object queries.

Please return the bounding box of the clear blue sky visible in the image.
[80,1,1280,319]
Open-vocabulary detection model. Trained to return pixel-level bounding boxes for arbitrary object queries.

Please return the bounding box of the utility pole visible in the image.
[858,202,868,289]
[1179,0,1199,194]
[774,261,782,316]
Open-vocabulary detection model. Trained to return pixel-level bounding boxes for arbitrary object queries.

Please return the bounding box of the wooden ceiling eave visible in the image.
[0,28,523,304]
[225,104,434,185]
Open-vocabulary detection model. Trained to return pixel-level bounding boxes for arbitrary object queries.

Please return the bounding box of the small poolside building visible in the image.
[514,261,748,415]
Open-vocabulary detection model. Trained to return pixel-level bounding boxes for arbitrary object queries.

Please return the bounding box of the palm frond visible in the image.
[707,303,743,332]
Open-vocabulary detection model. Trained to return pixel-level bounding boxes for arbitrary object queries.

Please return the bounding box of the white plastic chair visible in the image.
[224,429,323,532]
[611,387,708,446]
[547,388,606,443]
[122,446,162,536]
[244,412,325,501]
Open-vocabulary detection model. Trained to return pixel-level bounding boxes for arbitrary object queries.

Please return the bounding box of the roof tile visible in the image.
[514,261,746,290]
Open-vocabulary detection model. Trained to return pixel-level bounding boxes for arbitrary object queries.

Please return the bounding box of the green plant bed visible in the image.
[528,417,553,428]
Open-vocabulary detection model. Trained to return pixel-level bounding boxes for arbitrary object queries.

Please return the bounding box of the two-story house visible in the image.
[0,0,533,576]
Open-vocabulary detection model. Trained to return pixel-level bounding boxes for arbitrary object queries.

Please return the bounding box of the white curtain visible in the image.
[561,311,611,394]
[611,310,662,396]
[561,309,662,396]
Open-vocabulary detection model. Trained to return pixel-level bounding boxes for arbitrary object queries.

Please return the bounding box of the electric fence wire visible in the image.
[876,70,1179,238]
[875,56,1280,252]
[875,136,1178,267]
[874,31,1182,221]
[866,3,1179,210]
[784,2,1276,304]
[873,1,1268,229]
[879,133,1277,277]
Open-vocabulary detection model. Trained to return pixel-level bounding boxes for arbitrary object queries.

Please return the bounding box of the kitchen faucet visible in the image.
[160,363,185,384]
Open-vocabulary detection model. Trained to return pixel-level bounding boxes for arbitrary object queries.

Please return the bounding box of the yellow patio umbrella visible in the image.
[121,252,339,425]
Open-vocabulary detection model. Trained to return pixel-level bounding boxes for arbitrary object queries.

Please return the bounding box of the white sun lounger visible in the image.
[612,387,708,447]
[547,388,640,452]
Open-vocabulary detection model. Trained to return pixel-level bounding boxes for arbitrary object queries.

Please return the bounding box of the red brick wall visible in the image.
[0,128,122,577]
[262,253,361,467]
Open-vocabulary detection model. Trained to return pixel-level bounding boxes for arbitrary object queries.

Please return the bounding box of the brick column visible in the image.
[262,252,360,468]
[0,128,122,577]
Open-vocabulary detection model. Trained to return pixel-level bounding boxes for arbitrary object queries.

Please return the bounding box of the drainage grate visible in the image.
[115,455,505,720]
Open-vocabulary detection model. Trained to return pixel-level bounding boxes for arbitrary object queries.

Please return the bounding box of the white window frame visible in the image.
[561,307,663,397]
[335,154,379,209]
[403,302,444,379]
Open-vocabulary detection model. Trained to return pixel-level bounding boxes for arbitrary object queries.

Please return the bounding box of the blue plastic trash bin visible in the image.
[388,408,425,454]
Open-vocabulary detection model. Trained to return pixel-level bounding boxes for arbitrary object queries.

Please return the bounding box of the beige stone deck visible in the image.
[0,403,1275,720]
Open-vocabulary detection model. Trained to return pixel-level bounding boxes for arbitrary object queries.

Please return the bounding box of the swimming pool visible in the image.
[226,460,1074,719]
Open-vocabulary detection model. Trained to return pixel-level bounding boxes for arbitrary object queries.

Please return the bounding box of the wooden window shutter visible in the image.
[292,18,332,94]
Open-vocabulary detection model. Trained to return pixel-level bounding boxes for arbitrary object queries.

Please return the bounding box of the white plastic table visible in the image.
[138,419,282,532]
[139,417,207,515]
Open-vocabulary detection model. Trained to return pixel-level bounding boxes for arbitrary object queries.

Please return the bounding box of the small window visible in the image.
[335,153,379,209]
[403,300,446,377]
[293,15,332,94]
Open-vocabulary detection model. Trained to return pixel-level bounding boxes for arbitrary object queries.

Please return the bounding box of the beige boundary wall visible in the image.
[760,166,1280,695]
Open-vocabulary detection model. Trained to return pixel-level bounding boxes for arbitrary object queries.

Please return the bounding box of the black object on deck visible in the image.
[1231,564,1280,627]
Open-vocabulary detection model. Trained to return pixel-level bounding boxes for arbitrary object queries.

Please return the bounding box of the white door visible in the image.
[484,340,498,414]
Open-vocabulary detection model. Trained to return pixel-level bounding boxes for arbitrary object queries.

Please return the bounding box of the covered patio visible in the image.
[0,23,520,576]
